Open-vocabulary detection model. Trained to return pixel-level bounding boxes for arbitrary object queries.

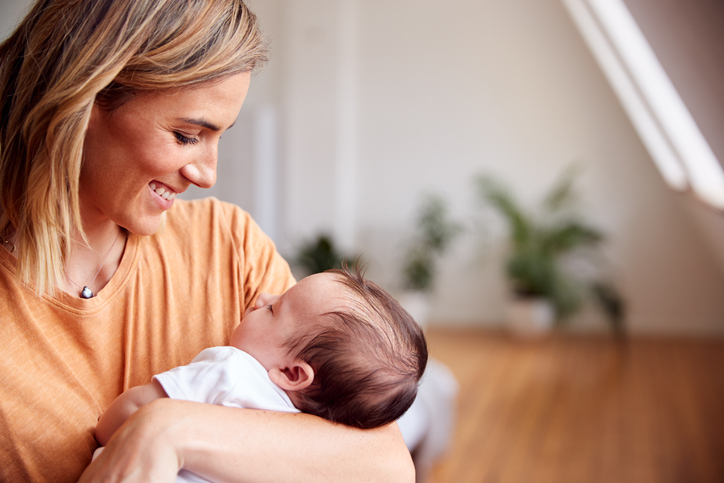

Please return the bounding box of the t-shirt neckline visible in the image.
[0,232,140,313]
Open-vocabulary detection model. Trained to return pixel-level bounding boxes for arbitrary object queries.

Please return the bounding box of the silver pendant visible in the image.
[80,286,94,299]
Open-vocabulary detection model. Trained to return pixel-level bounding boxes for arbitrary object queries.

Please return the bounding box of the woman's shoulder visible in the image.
[166,196,250,225]
[159,196,270,254]
[163,197,258,238]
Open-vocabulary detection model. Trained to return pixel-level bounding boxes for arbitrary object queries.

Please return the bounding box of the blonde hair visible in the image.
[0,0,268,294]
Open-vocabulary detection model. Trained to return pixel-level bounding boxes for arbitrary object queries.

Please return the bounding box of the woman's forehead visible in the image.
[118,73,250,125]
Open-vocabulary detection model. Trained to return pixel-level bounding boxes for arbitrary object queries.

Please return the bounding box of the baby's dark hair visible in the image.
[285,267,428,429]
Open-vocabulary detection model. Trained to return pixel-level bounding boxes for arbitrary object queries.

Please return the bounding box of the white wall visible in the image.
[4,0,724,335]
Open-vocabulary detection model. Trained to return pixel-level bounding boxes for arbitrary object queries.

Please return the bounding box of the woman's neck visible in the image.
[61,221,128,298]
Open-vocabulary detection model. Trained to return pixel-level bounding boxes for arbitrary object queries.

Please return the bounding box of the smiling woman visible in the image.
[0,0,414,482]
[81,74,251,237]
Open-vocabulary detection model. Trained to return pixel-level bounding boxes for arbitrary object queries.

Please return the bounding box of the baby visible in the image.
[95,268,428,481]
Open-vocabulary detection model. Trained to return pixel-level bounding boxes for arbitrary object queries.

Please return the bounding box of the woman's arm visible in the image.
[94,380,168,446]
[81,398,415,482]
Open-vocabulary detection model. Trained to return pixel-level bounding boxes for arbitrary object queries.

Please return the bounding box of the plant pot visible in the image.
[397,291,431,329]
[506,296,555,338]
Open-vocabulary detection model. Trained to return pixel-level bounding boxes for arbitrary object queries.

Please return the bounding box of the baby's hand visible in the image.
[95,381,168,445]
[81,400,180,482]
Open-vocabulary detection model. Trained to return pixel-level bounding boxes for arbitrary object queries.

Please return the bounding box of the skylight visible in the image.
[562,0,724,210]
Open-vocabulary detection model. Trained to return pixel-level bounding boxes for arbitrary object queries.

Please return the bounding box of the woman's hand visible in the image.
[79,399,182,482]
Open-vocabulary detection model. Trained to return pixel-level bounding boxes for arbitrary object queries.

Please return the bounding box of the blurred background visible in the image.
[2,0,723,481]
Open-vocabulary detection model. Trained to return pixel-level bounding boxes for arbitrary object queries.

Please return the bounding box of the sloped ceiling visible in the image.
[622,0,724,171]
[620,0,724,274]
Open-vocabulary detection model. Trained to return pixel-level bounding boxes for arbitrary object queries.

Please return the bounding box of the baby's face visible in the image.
[230,272,347,371]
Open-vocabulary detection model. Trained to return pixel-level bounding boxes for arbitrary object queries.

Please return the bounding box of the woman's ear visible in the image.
[269,361,314,392]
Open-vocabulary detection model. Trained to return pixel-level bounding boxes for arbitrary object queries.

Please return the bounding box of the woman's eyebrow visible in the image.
[179,117,236,132]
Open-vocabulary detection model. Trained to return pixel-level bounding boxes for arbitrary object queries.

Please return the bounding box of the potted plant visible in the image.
[398,193,460,328]
[476,167,625,337]
[294,233,361,276]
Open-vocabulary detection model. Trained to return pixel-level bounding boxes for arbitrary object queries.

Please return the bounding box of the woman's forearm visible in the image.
[155,398,415,482]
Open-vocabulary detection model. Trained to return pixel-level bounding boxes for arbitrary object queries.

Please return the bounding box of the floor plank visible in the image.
[425,328,724,483]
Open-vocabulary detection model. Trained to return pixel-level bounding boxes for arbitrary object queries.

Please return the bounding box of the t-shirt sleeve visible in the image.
[219,201,296,311]
[153,347,299,413]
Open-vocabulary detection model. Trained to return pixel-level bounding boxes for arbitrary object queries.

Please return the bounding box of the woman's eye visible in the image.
[266,304,273,313]
[174,132,200,146]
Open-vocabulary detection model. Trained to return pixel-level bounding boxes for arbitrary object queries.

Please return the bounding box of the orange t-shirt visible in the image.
[0,198,295,482]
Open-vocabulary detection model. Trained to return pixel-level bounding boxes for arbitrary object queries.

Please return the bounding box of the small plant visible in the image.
[295,234,360,276]
[402,194,460,292]
[476,167,625,334]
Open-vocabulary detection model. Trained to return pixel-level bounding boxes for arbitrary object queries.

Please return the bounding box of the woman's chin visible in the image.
[121,213,166,237]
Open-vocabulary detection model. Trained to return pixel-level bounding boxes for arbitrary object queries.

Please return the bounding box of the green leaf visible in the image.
[543,164,579,213]
[539,221,603,255]
[417,194,461,253]
[402,248,435,291]
[401,193,460,292]
[296,234,358,275]
[476,175,531,248]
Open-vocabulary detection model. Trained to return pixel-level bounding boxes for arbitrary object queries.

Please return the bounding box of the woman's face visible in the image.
[81,73,251,235]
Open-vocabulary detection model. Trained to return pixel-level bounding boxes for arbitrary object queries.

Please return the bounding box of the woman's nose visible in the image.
[180,145,217,189]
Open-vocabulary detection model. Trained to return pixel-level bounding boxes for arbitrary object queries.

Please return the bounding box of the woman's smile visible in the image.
[148,181,180,211]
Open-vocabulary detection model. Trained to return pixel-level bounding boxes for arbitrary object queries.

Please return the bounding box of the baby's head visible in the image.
[231,267,428,429]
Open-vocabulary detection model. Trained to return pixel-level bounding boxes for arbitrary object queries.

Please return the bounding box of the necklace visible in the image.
[0,237,15,253]
[66,230,121,299]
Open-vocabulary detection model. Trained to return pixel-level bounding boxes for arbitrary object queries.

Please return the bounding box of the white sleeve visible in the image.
[153,347,299,413]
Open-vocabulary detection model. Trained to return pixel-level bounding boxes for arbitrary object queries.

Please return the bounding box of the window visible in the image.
[562,0,724,209]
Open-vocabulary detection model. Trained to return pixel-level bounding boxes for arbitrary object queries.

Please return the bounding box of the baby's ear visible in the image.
[269,361,314,392]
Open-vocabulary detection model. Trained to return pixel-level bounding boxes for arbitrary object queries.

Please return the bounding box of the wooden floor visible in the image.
[424,328,724,483]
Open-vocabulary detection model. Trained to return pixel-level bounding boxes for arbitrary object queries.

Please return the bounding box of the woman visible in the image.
[0,0,413,481]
